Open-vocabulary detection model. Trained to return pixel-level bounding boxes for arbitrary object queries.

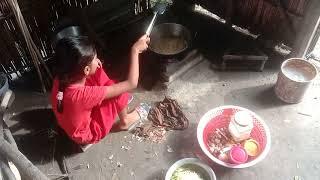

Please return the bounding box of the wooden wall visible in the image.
[0,0,51,81]
[0,0,318,82]
[189,0,310,46]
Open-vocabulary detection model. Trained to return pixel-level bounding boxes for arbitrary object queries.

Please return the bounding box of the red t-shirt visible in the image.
[51,79,107,144]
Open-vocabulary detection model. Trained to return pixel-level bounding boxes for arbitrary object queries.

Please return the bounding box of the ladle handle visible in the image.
[146,12,158,36]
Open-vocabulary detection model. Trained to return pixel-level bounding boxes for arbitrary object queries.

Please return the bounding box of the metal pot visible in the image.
[149,23,192,58]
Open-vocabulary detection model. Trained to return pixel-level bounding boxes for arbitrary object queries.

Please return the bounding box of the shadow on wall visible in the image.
[8,109,79,166]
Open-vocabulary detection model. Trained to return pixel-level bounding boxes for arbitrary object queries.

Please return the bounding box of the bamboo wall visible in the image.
[0,0,314,82]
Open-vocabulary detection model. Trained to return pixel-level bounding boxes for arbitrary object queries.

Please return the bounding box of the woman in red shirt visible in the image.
[51,35,149,147]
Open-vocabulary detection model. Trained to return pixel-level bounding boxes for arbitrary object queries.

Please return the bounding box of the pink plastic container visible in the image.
[229,146,248,164]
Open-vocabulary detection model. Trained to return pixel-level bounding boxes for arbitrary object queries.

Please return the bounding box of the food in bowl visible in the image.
[170,164,210,180]
[197,106,271,168]
[207,128,234,156]
[207,127,260,164]
[151,36,187,55]
[205,110,263,164]
[165,158,216,180]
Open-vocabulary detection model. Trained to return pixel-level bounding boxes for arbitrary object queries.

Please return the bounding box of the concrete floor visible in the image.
[4,59,320,180]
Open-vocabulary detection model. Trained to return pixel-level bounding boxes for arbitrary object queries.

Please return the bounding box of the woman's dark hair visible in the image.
[55,36,96,113]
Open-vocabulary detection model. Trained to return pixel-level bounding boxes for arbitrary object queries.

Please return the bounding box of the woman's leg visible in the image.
[91,90,138,136]
[89,67,138,134]
[117,106,140,130]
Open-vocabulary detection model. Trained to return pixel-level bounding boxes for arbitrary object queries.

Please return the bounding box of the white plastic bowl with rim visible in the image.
[197,105,271,168]
[165,158,217,180]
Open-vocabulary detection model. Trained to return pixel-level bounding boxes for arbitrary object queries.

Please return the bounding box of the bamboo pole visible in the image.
[0,139,49,180]
[7,0,52,92]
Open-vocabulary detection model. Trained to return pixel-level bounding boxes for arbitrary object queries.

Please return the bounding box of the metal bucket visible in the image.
[274,58,318,103]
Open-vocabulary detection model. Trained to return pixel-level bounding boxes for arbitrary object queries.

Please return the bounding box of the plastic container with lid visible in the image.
[243,139,260,157]
[228,111,253,142]
[229,146,248,164]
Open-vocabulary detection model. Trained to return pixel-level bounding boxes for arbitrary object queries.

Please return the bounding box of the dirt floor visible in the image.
[4,59,320,180]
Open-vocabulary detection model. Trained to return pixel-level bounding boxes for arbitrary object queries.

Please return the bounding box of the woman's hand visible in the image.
[103,35,149,99]
[131,34,150,54]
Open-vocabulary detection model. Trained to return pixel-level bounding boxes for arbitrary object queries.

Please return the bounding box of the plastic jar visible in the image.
[228,111,253,142]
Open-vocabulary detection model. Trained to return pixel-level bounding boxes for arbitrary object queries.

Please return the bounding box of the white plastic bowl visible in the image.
[197,105,271,168]
[165,158,216,180]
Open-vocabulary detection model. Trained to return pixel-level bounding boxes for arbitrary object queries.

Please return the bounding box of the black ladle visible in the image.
[145,2,168,36]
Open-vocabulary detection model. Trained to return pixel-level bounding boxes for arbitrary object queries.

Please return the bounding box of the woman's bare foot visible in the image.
[117,110,140,130]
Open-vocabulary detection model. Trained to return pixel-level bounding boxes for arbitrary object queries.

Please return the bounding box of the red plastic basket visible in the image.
[197,106,271,168]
